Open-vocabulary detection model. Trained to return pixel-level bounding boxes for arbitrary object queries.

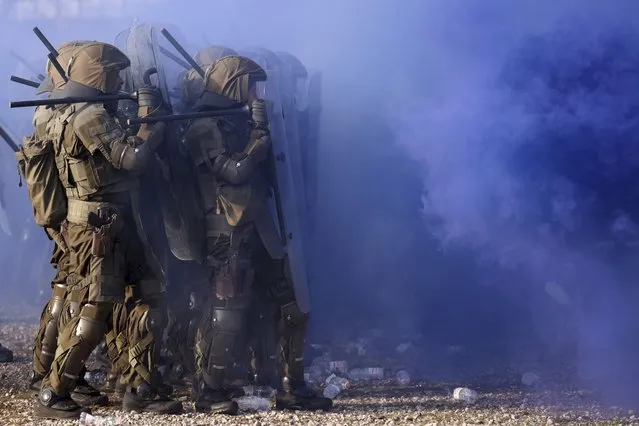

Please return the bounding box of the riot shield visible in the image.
[115,21,171,105]
[244,49,309,226]
[115,22,206,263]
[273,52,314,216]
[241,48,312,313]
[0,175,11,237]
[0,120,19,237]
[304,69,323,228]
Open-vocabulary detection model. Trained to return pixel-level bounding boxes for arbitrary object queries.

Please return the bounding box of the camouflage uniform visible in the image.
[34,41,181,420]
[162,45,240,385]
[181,56,331,414]
[24,42,109,408]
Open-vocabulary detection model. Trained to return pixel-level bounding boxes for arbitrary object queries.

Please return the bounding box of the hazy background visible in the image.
[1,0,639,408]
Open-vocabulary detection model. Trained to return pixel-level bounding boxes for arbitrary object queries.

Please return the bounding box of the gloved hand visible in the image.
[136,86,166,118]
[136,122,167,151]
[247,135,272,163]
[250,99,269,131]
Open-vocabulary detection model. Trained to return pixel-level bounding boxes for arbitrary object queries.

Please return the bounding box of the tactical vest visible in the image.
[183,117,284,259]
[183,116,251,226]
[48,105,136,201]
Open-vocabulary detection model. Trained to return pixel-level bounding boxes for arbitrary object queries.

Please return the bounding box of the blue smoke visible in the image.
[394,5,639,406]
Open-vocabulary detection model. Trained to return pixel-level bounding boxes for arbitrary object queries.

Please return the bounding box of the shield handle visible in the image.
[143,67,158,86]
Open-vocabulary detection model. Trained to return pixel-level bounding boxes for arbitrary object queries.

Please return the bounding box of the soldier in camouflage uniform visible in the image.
[162,45,240,385]
[33,41,182,419]
[25,42,110,409]
[180,55,332,415]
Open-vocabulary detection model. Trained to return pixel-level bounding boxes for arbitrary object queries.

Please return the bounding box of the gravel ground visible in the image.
[1,322,638,426]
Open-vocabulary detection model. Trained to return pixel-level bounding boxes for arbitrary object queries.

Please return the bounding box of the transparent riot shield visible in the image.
[304,69,323,230]
[243,50,312,313]
[115,21,206,263]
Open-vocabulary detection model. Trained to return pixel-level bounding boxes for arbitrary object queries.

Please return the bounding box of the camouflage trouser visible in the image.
[195,224,307,390]
[42,202,166,396]
[104,294,132,376]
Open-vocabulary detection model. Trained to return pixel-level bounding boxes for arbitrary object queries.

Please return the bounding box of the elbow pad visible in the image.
[212,154,258,185]
[111,139,152,173]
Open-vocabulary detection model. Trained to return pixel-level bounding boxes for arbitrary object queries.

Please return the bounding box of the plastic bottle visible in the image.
[322,373,350,398]
[79,412,122,426]
[329,360,348,375]
[235,395,272,411]
[347,367,384,381]
[242,384,276,398]
[396,370,411,385]
[83,370,107,388]
[452,387,479,403]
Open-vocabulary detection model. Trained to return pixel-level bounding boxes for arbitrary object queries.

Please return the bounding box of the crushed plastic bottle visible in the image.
[305,365,325,384]
[323,383,342,399]
[396,370,411,385]
[348,367,384,381]
[235,395,272,412]
[83,370,107,388]
[452,387,479,403]
[322,374,350,399]
[242,384,277,398]
[79,412,122,425]
[329,360,348,375]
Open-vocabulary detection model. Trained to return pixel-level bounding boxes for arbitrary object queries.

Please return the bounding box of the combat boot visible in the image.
[34,387,90,420]
[275,377,333,411]
[121,382,183,414]
[71,377,109,406]
[29,372,44,394]
[193,382,239,415]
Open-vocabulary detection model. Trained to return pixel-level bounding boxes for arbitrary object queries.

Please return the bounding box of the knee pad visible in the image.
[145,305,167,335]
[38,284,68,370]
[49,284,67,320]
[128,301,166,337]
[76,303,110,346]
[212,307,246,335]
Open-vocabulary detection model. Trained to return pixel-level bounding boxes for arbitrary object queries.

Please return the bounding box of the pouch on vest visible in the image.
[15,135,68,227]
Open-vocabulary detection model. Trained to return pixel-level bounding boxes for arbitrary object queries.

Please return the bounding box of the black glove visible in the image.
[137,86,165,118]
[251,99,269,131]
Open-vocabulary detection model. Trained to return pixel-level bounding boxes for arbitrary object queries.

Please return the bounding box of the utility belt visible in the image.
[67,198,125,257]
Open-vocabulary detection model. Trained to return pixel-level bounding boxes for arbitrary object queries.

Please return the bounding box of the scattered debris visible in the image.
[453,387,479,403]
